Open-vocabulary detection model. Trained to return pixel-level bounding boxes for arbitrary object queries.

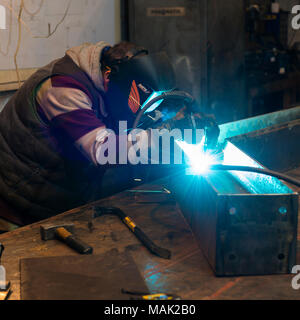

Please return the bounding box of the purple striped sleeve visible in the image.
[51,75,94,103]
[50,109,105,143]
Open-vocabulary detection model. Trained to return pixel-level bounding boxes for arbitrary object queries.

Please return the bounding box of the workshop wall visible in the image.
[0,0,120,91]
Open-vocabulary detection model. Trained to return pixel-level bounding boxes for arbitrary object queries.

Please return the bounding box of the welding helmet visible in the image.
[104,49,176,131]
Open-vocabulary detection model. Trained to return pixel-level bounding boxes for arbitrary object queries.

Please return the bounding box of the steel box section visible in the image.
[228,118,300,173]
[219,105,300,172]
[170,169,298,276]
[170,134,299,276]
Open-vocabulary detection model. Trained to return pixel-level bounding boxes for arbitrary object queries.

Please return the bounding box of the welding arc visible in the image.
[132,91,194,130]
[209,165,300,188]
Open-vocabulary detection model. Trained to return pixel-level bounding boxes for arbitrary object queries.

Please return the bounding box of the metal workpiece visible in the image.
[218,105,300,145]
[169,168,298,276]
[229,118,300,173]
[169,105,300,277]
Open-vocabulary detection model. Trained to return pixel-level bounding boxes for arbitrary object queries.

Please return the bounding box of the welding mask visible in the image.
[104,51,176,131]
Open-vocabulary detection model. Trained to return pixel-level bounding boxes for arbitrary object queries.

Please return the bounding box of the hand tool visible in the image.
[93,206,171,259]
[40,223,93,255]
[121,289,181,300]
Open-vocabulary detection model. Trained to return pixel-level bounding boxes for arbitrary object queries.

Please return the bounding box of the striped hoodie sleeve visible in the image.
[36,75,112,165]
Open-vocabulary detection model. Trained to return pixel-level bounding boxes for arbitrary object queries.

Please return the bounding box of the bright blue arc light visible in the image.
[176,138,215,175]
[141,91,165,113]
[176,139,293,195]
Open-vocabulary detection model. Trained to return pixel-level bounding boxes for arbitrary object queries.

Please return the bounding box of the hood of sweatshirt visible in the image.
[66,41,111,93]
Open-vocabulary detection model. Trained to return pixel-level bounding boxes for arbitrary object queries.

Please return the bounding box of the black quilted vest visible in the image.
[0,55,107,222]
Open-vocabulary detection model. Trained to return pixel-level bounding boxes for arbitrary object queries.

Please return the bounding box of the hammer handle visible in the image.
[56,228,93,255]
[64,236,93,255]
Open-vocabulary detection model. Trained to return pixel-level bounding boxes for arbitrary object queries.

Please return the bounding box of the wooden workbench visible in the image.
[0,175,299,300]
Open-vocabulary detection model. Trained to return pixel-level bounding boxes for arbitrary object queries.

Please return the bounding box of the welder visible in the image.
[0,41,218,231]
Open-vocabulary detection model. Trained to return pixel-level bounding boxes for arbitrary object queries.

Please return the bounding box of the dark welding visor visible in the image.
[104,52,176,130]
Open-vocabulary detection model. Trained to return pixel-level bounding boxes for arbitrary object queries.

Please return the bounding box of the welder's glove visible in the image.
[152,106,220,151]
[150,106,196,130]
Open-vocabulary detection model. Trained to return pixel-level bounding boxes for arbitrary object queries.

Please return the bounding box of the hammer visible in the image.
[40,223,93,255]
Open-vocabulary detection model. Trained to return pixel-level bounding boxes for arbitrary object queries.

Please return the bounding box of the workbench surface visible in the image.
[1,173,299,300]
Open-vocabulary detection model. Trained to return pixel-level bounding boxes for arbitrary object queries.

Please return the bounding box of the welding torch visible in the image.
[132,90,220,152]
[130,90,300,188]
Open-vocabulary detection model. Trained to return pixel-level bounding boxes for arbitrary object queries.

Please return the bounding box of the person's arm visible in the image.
[36,75,112,165]
[36,75,150,166]
[150,105,220,151]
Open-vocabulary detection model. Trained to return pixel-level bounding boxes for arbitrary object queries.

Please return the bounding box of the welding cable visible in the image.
[132,91,195,130]
[209,165,300,188]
